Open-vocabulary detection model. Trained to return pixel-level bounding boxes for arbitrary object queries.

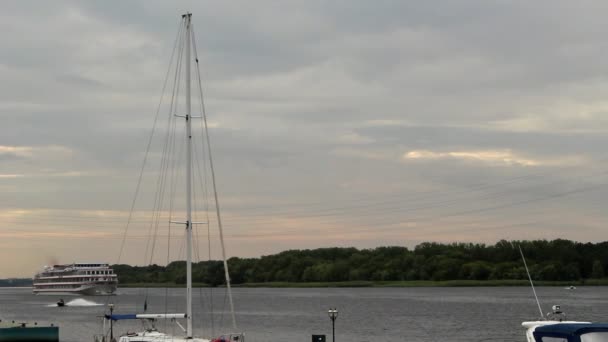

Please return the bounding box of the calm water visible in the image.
[0,286,606,342]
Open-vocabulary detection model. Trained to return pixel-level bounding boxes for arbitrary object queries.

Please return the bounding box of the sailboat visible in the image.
[94,13,243,342]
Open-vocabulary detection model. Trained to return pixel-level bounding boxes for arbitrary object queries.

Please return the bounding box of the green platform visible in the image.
[0,322,59,342]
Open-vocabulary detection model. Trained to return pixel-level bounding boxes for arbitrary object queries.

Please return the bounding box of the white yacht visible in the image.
[32,263,118,295]
[523,306,608,342]
[517,248,608,341]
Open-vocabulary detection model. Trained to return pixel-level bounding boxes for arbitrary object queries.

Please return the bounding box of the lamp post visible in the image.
[109,303,114,342]
[328,308,338,342]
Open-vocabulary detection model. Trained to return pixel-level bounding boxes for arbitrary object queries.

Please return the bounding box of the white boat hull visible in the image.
[117,331,210,342]
[33,283,117,296]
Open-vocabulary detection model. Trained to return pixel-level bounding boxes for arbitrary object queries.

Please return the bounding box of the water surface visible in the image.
[0,286,606,341]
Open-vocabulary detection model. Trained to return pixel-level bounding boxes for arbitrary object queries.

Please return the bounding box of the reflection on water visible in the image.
[0,286,606,342]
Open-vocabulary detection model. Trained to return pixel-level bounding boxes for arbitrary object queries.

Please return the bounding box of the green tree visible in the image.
[592,260,605,279]
[111,239,608,285]
[460,261,492,280]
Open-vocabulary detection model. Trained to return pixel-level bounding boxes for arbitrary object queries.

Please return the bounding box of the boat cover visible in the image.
[105,313,187,321]
[533,323,608,341]
[105,314,137,321]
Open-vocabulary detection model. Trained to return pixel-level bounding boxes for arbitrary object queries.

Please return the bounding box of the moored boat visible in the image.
[518,246,608,341]
[523,306,608,341]
[93,12,244,342]
[523,321,608,342]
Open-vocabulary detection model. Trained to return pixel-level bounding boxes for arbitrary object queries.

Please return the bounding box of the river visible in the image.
[0,286,606,341]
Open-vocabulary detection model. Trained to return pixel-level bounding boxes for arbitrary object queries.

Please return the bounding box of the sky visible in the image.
[2,1,608,277]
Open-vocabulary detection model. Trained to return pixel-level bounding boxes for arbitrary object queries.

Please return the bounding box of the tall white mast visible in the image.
[184,12,193,339]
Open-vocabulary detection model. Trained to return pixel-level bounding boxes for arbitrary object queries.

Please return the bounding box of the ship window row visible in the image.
[76,264,106,267]
[39,270,113,276]
[36,278,116,283]
[39,285,81,289]
[85,270,113,275]
[37,284,112,289]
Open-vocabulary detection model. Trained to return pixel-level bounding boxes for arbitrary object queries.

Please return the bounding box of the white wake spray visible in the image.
[47,298,104,307]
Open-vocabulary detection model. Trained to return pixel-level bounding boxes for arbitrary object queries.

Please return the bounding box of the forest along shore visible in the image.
[116,279,608,288]
[4,239,606,288]
[111,239,607,286]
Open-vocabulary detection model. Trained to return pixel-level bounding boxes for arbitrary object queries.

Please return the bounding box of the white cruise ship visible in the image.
[32,263,118,295]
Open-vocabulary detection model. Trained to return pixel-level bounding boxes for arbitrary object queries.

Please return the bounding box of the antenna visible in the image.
[517,244,544,319]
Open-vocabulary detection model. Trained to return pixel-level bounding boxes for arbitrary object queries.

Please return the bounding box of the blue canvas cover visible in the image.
[533,323,608,342]
[105,314,137,321]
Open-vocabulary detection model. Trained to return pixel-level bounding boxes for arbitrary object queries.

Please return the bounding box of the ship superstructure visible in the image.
[33,263,117,295]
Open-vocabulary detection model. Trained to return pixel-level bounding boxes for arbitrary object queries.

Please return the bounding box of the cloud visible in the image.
[491,107,608,134]
[0,174,24,178]
[336,132,374,145]
[0,145,34,158]
[403,149,583,167]
[2,1,608,276]
[363,120,409,127]
[0,231,112,239]
[0,145,73,159]
[331,147,396,161]
[0,145,79,178]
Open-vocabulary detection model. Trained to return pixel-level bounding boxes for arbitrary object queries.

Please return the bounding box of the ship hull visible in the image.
[32,283,117,296]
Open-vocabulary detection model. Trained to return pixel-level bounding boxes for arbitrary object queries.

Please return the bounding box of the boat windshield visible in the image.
[581,332,608,342]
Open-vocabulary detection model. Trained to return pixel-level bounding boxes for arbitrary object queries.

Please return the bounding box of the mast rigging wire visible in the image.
[115,18,183,265]
[518,244,544,319]
[191,23,238,331]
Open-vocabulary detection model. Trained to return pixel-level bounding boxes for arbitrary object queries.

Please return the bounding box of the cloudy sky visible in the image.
[2,1,608,277]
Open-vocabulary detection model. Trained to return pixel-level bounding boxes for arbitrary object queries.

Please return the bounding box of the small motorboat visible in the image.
[56,299,65,307]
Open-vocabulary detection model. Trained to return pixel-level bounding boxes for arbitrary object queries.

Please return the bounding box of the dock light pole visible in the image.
[109,304,114,342]
[328,308,338,342]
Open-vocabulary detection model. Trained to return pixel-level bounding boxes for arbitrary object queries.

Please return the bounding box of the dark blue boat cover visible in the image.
[534,323,608,335]
[105,314,137,321]
[533,323,608,342]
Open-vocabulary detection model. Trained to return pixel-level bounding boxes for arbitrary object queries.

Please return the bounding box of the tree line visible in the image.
[113,239,608,285]
[0,278,32,287]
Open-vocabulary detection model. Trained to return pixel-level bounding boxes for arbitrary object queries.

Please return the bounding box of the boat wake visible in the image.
[46,298,103,307]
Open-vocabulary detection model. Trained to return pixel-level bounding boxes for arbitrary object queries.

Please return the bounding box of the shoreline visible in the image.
[117,279,608,288]
[3,279,607,289]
